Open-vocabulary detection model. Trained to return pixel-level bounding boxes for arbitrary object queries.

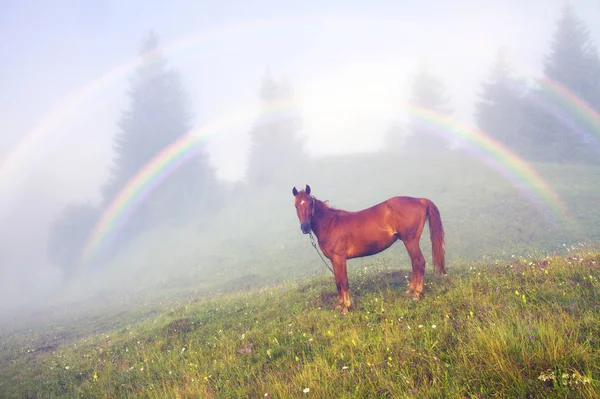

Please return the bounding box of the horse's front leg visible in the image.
[332,259,344,311]
[332,256,351,314]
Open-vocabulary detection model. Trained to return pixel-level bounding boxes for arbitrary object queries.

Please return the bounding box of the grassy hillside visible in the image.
[53,151,600,308]
[1,247,599,398]
[1,151,599,398]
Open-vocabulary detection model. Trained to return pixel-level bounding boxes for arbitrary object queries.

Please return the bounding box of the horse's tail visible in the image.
[424,199,446,275]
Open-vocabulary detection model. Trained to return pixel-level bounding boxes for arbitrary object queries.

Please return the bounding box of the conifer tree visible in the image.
[102,31,219,232]
[474,48,527,154]
[404,63,453,152]
[543,3,600,109]
[246,69,306,186]
[520,4,600,163]
[47,203,98,280]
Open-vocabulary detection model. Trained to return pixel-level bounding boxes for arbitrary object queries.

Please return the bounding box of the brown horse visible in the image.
[292,184,445,314]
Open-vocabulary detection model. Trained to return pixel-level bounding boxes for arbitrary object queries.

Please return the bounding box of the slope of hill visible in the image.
[67,150,600,306]
[1,151,599,397]
[1,248,599,398]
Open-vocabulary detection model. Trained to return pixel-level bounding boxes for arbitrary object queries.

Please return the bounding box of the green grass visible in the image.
[2,152,600,398]
[67,151,600,306]
[1,246,600,398]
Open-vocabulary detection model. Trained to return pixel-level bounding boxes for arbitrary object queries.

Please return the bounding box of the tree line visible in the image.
[48,4,600,279]
[47,30,306,279]
[385,3,600,163]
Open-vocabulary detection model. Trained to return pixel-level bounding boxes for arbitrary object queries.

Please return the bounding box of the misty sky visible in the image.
[1,0,599,281]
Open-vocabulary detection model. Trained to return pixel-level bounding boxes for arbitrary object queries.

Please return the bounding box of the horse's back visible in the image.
[330,196,428,228]
[353,195,419,211]
[385,196,429,212]
[338,196,426,227]
[340,196,426,220]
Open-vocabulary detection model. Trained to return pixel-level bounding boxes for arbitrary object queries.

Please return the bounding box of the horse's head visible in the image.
[292,184,314,234]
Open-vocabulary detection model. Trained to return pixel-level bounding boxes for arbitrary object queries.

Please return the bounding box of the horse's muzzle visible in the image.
[300,222,311,234]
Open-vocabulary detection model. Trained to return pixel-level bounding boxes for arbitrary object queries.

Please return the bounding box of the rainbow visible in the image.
[78,98,573,271]
[78,97,298,269]
[0,17,292,192]
[0,13,331,190]
[2,14,594,270]
[406,104,571,223]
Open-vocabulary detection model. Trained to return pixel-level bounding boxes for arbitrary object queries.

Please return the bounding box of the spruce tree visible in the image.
[102,31,218,233]
[47,202,99,280]
[543,3,600,109]
[245,69,306,186]
[382,122,408,153]
[520,3,600,163]
[404,63,453,152]
[474,48,527,154]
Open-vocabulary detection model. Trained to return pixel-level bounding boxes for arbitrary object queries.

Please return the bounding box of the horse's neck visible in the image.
[311,199,336,239]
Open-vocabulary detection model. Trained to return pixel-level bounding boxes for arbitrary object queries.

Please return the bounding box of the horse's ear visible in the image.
[305,184,311,195]
[292,186,298,196]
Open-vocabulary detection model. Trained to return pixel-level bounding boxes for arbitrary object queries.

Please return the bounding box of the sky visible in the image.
[0,0,599,287]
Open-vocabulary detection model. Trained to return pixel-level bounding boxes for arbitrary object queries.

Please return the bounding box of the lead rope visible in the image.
[309,231,334,275]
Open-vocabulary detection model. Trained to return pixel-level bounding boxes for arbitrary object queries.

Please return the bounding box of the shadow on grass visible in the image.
[302,267,421,311]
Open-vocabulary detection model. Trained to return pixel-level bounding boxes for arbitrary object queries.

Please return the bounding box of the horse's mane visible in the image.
[313,196,347,213]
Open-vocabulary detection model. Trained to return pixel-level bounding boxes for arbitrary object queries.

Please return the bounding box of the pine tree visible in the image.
[474,48,528,154]
[102,31,219,234]
[245,69,306,186]
[404,63,453,152]
[544,3,600,109]
[47,202,99,280]
[520,3,600,163]
[382,122,408,153]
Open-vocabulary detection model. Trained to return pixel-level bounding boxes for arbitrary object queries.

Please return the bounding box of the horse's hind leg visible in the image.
[403,238,427,300]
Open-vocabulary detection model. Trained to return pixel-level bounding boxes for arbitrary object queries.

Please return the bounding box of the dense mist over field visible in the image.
[1,0,600,324]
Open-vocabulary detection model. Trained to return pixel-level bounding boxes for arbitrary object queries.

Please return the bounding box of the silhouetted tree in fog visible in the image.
[382,122,408,153]
[47,203,98,280]
[544,4,600,109]
[520,3,600,163]
[404,63,453,152]
[102,31,220,235]
[245,69,306,186]
[474,47,528,155]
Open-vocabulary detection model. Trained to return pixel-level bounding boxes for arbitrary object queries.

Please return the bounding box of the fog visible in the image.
[1,0,600,324]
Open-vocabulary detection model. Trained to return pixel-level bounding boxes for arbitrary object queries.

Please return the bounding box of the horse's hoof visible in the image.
[340,307,349,315]
[412,293,422,301]
[334,304,343,311]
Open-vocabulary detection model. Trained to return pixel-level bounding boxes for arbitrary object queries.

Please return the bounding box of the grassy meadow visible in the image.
[1,151,600,398]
